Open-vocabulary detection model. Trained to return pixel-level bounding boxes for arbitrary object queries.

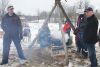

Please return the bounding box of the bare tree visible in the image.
[0,0,10,17]
[84,1,89,9]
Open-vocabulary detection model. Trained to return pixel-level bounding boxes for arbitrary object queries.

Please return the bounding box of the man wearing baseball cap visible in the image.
[0,6,27,65]
[84,7,98,67]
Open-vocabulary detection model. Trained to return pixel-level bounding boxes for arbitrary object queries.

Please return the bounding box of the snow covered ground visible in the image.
[0,20,100,67]
[0,20,71,67]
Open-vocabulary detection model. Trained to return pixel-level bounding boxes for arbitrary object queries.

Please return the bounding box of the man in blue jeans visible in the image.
[84,7,98,67]
[1,6,26,65]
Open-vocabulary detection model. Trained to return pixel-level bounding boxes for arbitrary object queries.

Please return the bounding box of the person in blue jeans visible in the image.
[84,7,98,67]
[75,14,88,58]
[1,6,26,65]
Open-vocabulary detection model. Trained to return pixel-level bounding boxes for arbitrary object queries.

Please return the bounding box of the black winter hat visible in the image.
[84,7,93,12]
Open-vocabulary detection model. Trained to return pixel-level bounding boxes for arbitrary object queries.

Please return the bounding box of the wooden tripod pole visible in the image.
[28,1,75,66]
[56,4,69,65]
[55,0,75,65]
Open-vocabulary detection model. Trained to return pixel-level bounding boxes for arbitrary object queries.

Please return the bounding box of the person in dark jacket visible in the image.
[84,7,98,67]
[0,6,26,65]
[75,13,88,58]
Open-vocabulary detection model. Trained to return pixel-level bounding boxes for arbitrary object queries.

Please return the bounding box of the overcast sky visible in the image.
[9,0,100,15]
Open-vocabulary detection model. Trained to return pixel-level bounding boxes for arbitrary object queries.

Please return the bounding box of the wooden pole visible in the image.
[57,4,69,65]
[56,0,76,65]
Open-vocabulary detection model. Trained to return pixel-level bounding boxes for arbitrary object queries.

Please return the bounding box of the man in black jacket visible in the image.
[84,7,98,67]
[1,6,26,65]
